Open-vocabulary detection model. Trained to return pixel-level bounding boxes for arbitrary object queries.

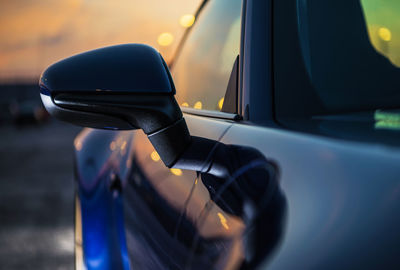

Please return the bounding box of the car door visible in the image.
[219,0,400,269]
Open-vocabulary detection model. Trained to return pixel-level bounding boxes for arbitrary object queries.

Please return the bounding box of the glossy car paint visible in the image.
[220,120,400,269]
[73,113,238,269]
[74,129,133,269]
[75,112,400,269]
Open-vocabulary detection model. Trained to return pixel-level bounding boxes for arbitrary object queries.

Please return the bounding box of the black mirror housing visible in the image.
[39,44,191,167]
[39,44,178,132]
[40,44,175,95]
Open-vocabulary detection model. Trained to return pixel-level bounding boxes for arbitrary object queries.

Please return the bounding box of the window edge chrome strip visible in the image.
[181,107,242,121]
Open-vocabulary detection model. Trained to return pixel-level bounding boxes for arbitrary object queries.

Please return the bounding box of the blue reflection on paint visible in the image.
[79,172,130,270]
[39,86,51,96]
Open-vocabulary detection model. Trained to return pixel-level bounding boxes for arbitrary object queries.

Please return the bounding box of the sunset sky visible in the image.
[2,0,400,83]
[0,0,200,82]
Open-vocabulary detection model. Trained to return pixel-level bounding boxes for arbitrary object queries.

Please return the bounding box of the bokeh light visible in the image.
[218,97,224,110]
[150,150,161,162]
[378,27,392,41]
[157,32,174,46]
[180,14,195,28]
[194,101,202,109]
[170,168,182,176]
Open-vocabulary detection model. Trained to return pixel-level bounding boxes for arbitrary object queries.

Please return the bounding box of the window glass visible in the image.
[361,0,400,67]
[172,0,242,111]
[274,0,400,120]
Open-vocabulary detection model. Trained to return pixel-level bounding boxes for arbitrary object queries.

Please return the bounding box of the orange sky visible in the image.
[0,0,200,82]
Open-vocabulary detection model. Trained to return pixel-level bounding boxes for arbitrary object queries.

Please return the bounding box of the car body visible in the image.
[42,0,400,269]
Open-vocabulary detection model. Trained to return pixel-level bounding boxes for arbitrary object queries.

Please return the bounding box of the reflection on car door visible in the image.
[123,118,287,269]
[123,118,232,269]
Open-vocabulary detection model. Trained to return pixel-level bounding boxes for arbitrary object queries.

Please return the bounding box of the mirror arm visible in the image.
[173,136,230,177]
[147,118,191,167]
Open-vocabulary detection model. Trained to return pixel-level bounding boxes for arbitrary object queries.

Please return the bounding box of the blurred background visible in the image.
[0,0,199,268]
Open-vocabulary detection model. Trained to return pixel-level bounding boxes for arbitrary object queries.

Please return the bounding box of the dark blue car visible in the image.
[40,0,400,269]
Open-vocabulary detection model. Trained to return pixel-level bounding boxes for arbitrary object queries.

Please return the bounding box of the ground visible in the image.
[0,120,81,269]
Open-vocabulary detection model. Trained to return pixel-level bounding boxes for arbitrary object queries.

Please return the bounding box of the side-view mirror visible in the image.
[39,44,190,167]
[40,45,287,269]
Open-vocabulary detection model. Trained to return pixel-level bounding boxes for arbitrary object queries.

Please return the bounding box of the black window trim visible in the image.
[241,0,274,126]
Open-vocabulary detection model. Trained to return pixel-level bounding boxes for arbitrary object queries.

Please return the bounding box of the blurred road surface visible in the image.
[0,120,81,269]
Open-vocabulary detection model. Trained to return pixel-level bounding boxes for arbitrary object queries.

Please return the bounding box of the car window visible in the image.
[172,0,242,112]
[274,0,400,120]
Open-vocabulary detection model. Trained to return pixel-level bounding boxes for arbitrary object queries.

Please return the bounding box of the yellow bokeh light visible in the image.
[150,151,160,162]
[170,168,183,176]
[180,14,195,28]
[157,32,174,46]
[218,97,224,110]
[181,102,189,107]
[378,27,392,42]
[217,212,229,230]
[194,101,202,110]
